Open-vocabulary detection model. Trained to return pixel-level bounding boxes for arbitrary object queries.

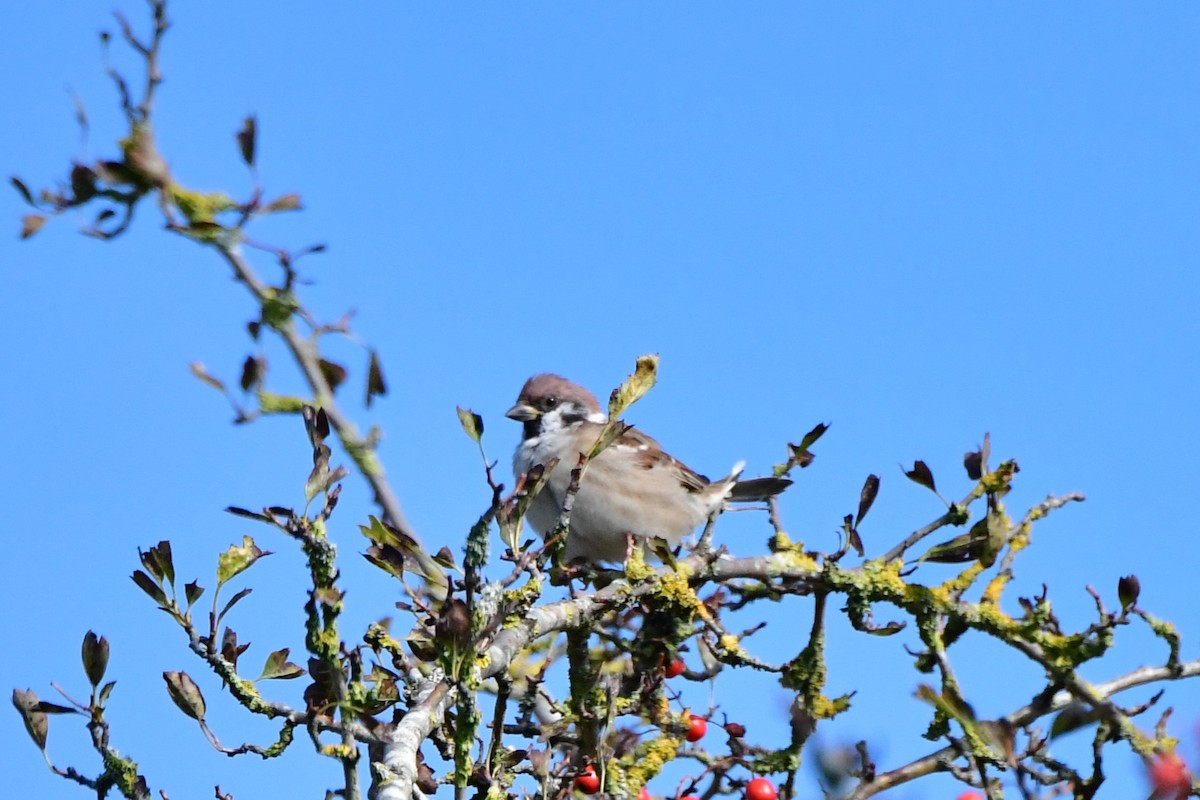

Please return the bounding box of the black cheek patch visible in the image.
[560,409,590,426]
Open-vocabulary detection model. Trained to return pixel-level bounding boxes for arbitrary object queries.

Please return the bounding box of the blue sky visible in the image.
[4,3,1200,799]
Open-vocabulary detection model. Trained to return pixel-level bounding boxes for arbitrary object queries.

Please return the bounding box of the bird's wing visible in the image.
[612,425,711,493]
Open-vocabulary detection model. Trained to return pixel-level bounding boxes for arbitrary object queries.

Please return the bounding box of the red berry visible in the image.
[955,793,983,800]
[575,766,600,794]
[724,722,746,737]
[664,658,686,678]
[686,716,708,742]
[680,796,700,800]
[1149,752,1190,800]
[745,777,777,800]
[638,788,651,800]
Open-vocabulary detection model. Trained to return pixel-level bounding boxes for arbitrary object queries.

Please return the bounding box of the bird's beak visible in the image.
[505,403,539,422]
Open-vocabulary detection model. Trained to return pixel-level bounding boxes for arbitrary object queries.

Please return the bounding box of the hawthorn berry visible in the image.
[686,716,708,742]
[575,766,600,794]
[745,777,777,800]
[1149,752,1190,800]
[638,787,651,800]
[664,658,686,678]
[954,793,983,800]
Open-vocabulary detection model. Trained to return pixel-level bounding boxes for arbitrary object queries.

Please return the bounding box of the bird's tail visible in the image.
[728,475,793,502]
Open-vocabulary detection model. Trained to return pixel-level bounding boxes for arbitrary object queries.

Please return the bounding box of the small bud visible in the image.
[436,599,472,648]
[1118,574,1140,610]
[81,631,110,688]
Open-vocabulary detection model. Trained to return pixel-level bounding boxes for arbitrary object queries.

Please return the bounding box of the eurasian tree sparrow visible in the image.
[507,374,790,563]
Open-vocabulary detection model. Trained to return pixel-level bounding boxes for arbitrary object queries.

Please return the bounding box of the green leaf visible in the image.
[840,513,864,557]
[260,289,298,330]
[184,580,205,609]
[217,536,268,587]
[798,422,830,452]
[774,422,830,475]
[225,505,271,522]
[38,701,77,715]
[364,543,406,580]
[189,361,227,393]
[589,421,633,460]
[432,546,457,570]
[236,115,256,167]
[920,514,1004,566]
[324,466,349,496]
[304,405,331,444]
[359,515,404,548]
[218,587,253,627]
[257,390,305,415]
[262,193,303,213]
[963,433,991,481]
[856,474,880,527]
[301,407,344,501]
[1049,701,1100,738]
[963,450,983,481]
[70,91,88,134]
[435,598,472,652]
[70,163,97,202]
[359,516,437,582]
[318,359,347,390]
[163,671,206,720]
[11,176,36,206]
[12,689,48,750]
[607,354,659,419]
[20,213,46,240]
[220,627,249,671]
[502,461,553,552]
[904,460,937,493]
[81,631,109,688]
[95,159,139,186]
[239,355,266,392]
[366,350,387,407]
[131,570,168,607]
[982,507,1007,567]
[305,454,331,504]
[143,541,174,586]
[456,406,483,443]
[257,648,306,681]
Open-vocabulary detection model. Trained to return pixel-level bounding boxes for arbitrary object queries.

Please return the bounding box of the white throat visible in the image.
[514,405,605,474]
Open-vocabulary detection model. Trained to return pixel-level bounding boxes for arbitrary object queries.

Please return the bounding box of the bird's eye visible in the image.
[543,396,558,410]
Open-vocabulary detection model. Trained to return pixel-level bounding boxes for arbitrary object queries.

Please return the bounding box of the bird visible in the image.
[506,373,791,563]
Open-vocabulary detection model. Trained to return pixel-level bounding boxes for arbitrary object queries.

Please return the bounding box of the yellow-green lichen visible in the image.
[610,732,684,790]
[364,622,405,658]
[770,548,819,575]
[623,546,655,581]
[344,437,385,478]
[101,748,143,795]
[257,391,307,415]
[717,633,750,664]
[857,558,908,598]
[319,742,358,759]
[657,570,699,610]
[169,184,236,224]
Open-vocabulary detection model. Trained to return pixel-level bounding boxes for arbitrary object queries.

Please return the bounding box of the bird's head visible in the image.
[506,374,606,440]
